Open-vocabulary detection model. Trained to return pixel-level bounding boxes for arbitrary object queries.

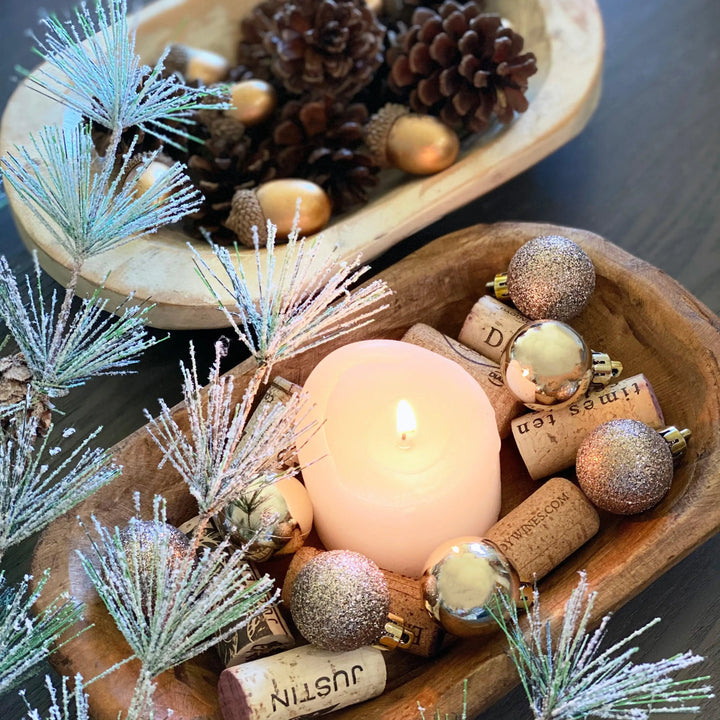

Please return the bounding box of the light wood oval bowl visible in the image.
[32,222,720,720]
[0,0,603,329]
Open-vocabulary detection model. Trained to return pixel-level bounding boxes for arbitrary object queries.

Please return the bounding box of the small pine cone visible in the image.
[388,2,537,133]
[245,0,386,101]
[0,354,53,436]
[257,97,380,211]
[224,189,269,247]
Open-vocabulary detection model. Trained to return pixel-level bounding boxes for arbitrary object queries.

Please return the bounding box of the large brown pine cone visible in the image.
[251,97,380,211]
[242,0,386,101]
[388,2,537,133]
[237,0,285,83]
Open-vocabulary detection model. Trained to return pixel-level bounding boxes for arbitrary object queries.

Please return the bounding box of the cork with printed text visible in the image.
[458,295,529,363]
[401,323,524,438]
[511,374,665,480]
[486,477,600,584]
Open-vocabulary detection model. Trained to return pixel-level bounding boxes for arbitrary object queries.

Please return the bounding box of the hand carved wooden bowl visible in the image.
[0,0,603,329]
[32,222,720,720]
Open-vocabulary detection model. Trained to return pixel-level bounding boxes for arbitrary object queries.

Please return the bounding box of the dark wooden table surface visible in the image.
[1,0,719,717]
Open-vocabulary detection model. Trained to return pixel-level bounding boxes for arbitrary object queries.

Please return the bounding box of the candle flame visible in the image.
[396,399,417,442]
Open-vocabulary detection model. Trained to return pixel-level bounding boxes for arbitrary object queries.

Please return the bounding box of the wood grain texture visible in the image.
[30,222,720,720]
[0,0,602,329]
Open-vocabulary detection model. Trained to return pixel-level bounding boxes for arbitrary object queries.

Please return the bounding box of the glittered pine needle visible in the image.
[193,222,392,379]
[0,572,84,696]
[0,409,120,561]
[0,255,158,401]
[145,339,313,520]
[490,572,714,719]
[77,495,277,715]
[0,122,201,267]
[20,674,90,720]
[22,0,230,148]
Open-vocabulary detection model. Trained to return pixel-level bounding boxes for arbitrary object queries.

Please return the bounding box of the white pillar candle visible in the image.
[297,340,502,577]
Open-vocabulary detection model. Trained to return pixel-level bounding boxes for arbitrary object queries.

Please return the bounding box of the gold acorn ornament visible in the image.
[128,157,175,201]
[225,179,332,246]
[164,44,231,85]
[225,79,277,127]
[365,103,460,175]
[500,319,623,410]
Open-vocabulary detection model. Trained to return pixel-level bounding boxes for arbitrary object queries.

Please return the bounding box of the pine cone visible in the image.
[242,0,386,101]
[388,2,537,133]
[180,111,261,241]
[236,0,285,83]
[253,97,380,211]
[0,354,53,436]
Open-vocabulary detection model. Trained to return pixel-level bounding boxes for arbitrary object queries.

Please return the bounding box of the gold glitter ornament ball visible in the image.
[119,520,190,597]
[576,419,674,514]
[507,235,596,321]
[290,550,390,652]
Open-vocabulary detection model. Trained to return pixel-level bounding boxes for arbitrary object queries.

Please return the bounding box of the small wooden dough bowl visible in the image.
[32,222,720,720]
[0,0,603,329]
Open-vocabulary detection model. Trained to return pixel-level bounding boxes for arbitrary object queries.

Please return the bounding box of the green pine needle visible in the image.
[20,674,90,720]
[23,0,230,147]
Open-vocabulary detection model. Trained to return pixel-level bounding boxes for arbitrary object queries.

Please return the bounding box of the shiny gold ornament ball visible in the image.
[421,538,517,637]
[256,179,332,239]
[501,319,592,408]
[386,114,460,175]
[508,235,596,321]
[291,550,389,651]
[226,80,277,127]
[576,419,674,514]
[118,520,190,598]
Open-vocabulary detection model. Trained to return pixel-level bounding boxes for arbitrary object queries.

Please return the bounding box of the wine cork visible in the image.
[486,477,600,584]
[512,374,665,480]
[402,323,524,438]
[180,518,295,666]
[282,546,444,657]
[218,644,387,720]
[459,295,529,363]
[246,377,303,467]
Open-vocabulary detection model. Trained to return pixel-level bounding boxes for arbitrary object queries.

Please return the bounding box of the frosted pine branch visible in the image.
[145,339,313,519]
[22,0,229,147]
[490,572,714,719]
[0,256,158,399]
[20,674,90,720]
[193,222,392,378]
[0,410,120,559]
[0,123,201,264]
[0,572,84,695]
[77,495,276,691]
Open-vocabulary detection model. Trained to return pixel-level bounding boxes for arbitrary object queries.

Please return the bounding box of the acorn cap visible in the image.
[225,189,268,247]
[365,103,410,167]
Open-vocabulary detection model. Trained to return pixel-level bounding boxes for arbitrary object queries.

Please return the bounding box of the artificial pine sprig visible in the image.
[193,222,392,379]
[145,339,313,520]
[20,674,90,720]
[0,572,84,696]
[490,572,714,719]
[0,122,201,266]
[77,495,277,714]
[23,0,230,148]
[0,255,158,399]
[0,409,120,562]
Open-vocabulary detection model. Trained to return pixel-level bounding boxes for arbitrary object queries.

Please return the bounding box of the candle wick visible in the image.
[401,432,407,442]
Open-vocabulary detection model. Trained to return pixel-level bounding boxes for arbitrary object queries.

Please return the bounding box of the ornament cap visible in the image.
[374,613,415,651]
[487,272,510,300]
[659,425,691,460]
[591,352,624,385]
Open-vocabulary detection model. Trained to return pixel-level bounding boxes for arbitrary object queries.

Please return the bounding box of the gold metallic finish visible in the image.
[386,114,460,175]
[659,425,692,460]
[226,79,277,127]
[487,272,510,300]
[421,539,519,636]
[255,179,332,239]
[591,353,624,385]
[375,613,415,651]
[184,48,231,85]
[501,319,595,410]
